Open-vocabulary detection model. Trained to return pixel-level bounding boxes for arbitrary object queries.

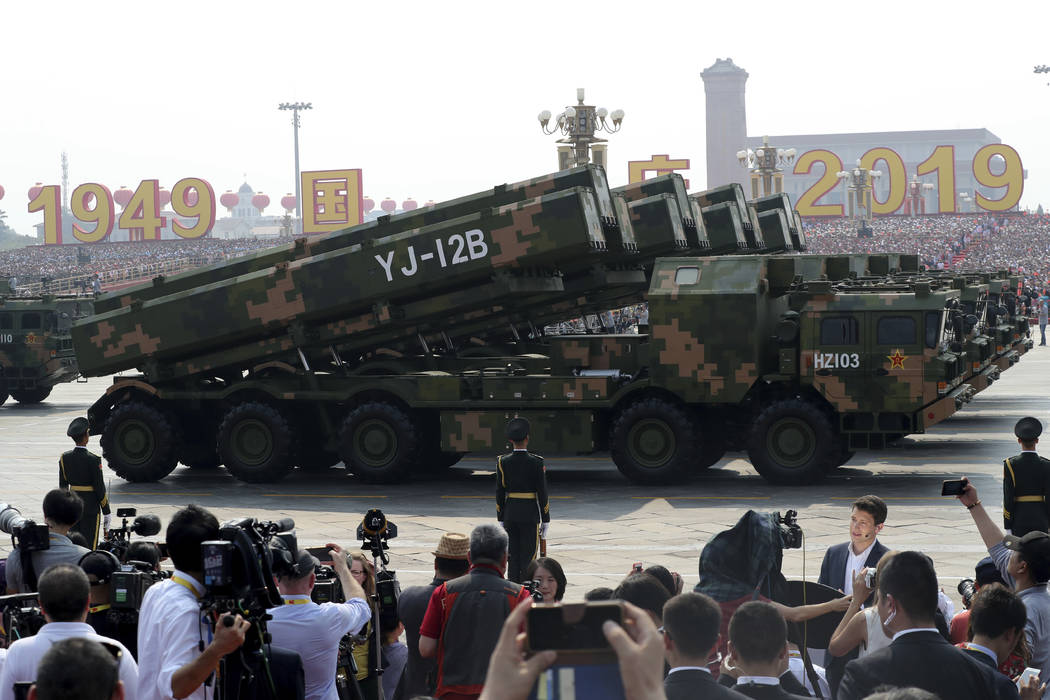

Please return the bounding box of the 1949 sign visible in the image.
[792,144,1023,216]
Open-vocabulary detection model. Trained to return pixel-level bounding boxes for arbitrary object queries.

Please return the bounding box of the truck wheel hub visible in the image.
[628,419,675,468]
[116,419,154,464]
[355,419,396,466]
[231,419,273,466]
[767,418,815,468]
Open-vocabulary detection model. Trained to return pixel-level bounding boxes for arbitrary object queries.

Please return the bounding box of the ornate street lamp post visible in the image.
[736,136,796,198]
[837,160,882,236]
[538,88,623,169]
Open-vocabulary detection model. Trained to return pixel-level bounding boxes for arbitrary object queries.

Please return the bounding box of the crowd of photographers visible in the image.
[1,487,1049,699]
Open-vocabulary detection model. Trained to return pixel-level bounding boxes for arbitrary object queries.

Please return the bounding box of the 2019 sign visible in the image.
[792,144,1023,216]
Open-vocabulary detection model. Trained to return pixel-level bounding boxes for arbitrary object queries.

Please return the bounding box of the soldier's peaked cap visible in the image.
[506,417,530,441]
[1015,416,1043,441]
[67,417,89,438]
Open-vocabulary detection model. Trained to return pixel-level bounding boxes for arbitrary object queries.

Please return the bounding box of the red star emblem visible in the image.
[25,333,37,345]
[887,349,906,369]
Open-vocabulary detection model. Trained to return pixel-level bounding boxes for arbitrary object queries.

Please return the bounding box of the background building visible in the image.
[701,58,749,191]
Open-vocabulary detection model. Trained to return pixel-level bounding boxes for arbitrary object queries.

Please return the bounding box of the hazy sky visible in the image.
[1,0,1047,237]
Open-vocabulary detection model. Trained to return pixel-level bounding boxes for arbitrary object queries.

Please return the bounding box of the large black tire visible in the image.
[610,398,697,484]
[747,398,836,484]
[217,402,296,483]
[11,387,52,404]
[101,401,180,482]
[338,402,420,483]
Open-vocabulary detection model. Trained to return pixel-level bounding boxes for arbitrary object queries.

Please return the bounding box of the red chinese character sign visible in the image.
[301,169,363,235]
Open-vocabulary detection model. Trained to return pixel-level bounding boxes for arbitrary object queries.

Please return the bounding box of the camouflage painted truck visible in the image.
[70,163,973,486]
[0,279,93,405]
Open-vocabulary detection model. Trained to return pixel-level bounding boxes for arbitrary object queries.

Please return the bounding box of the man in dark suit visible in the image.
[958,583,1027,672]
[1003,416,1050,537]
[496,418,550,584]
[817,494,888,694]
[392,532,470,700]
[719,601,810,700]
[837,551,1011,700]
[60,417,111,548]
[662,592,747,699]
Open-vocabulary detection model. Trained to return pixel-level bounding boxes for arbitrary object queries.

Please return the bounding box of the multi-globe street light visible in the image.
[906,174,935,217]
[837,160,882,235]
[278,102,312,229]
[736,136,796,198]
[538,88,624,169]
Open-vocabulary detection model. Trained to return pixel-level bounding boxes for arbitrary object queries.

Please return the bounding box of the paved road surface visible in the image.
[1,347,1046,604]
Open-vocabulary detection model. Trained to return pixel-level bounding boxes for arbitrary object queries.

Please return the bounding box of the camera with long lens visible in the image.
[774,510,803,550]
[98,507,161,561]
[958,578,976,610]
[201,517,296,636]
[0,593,45,645]
[0,503,50,553]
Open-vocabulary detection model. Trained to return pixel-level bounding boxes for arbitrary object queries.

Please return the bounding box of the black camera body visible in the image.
[110,562,168,614]
[775,510,803,550]
[356,508,397,564]
[98,507,162,561]
[523,580,545,602]
[0,503,50,554]
[0,593,45,644]
[312,566,346,605]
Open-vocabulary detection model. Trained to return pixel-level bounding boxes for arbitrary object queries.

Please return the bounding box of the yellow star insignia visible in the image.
[25,333,37,345]
[887,349,906,369]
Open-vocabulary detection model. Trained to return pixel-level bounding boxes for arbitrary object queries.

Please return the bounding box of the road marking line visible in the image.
[441,495,575,500]
[118,492,215,496]
[630,496,771,500]
[260,494,388,498]
[829,496,951,501]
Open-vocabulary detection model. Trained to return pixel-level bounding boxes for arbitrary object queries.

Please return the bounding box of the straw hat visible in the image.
[432,532,469,559]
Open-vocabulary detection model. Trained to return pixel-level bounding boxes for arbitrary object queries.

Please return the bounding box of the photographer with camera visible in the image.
[4,491,90,594]
[0,564,137,700]
[136,505,249,700]
[59,417,111,549]
[266,542,370,700]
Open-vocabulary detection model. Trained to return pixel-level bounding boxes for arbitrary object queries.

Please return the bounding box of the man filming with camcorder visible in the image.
[136,505,250,700]
[267,542,371,700]
[3,491,91,594]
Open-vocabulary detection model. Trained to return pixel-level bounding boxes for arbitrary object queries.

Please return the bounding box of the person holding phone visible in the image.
[1003,417,1050,537]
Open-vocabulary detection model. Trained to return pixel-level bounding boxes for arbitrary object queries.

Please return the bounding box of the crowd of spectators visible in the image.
[4,484,1050,699]
[0,236,293,290]
[803,213,1050,286]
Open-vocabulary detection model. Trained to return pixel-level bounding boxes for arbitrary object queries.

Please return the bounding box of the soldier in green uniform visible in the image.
[1003,416,1050,537]
[60,417,111,548]
[496,418,550,584]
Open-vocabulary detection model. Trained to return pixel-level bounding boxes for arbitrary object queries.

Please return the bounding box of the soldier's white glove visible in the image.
[103,514,112,532]
[540,523,549,539]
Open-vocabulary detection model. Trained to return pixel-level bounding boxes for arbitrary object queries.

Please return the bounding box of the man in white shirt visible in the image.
[0,564,137,700]
[723,602,810,699]
[137,505,249,700]
[267,543,371,700]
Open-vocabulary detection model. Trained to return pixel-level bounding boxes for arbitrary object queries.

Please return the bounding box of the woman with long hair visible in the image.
[349,552,381,700]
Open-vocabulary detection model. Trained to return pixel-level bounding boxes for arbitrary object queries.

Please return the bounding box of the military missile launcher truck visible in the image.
[0,279,93,405]
[72,167,975,486]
